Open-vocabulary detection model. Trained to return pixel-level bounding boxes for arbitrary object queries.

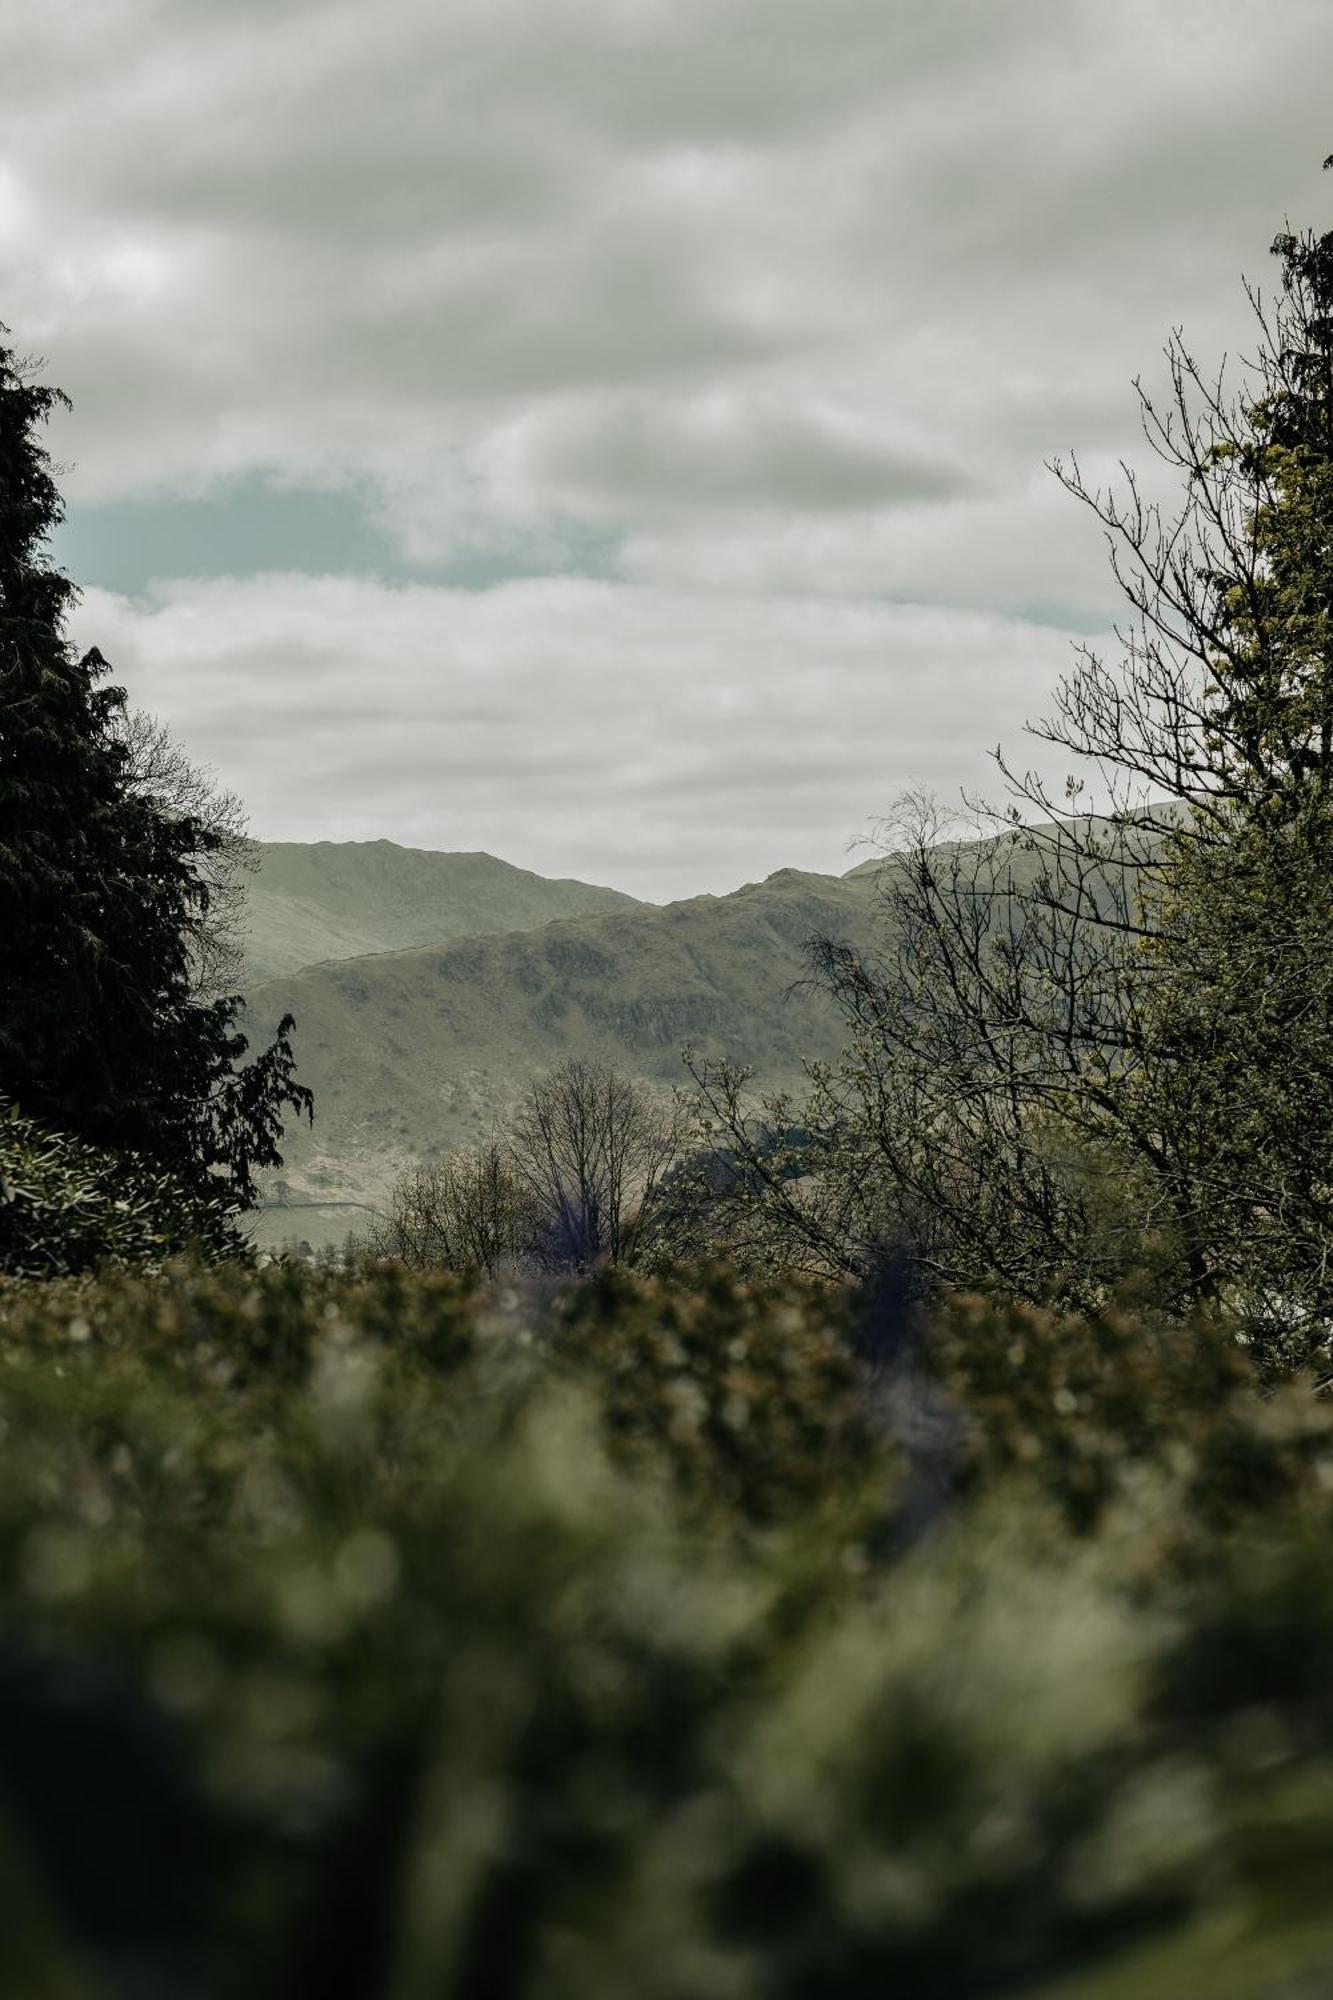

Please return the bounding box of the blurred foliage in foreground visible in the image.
[0,1260,1332,1995]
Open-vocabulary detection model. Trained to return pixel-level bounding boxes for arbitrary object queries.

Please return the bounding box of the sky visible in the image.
[4,0,1332,901]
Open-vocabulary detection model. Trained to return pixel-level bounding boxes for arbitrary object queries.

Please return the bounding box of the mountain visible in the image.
[239,820,1163,1249]
[244,862,888,1242]
[241,840,646,982]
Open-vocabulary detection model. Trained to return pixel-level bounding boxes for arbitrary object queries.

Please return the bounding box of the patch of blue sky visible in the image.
[1011,598,1118,636]
[49,477,618,596]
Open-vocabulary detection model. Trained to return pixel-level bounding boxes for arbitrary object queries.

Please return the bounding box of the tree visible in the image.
[507,1057,680,1270]
[0,329,310,1213]
[684,798,1169,1304]
[0,1099,241,1277]
[640,1095,826,1278]
[111,704,256,1002]
[372,1141,536,1278]
[369,1064,682,1276]
[690,171,1333,1356]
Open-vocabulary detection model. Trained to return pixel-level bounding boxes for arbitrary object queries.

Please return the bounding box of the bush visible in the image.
[932,1289,1333,1536]
[550,1263,883,1532]
[0,1101,242,1278]
[0,1263,1331,1994]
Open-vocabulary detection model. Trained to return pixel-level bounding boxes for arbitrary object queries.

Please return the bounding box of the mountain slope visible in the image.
[245,865,885,1223]
[241,840,646,982]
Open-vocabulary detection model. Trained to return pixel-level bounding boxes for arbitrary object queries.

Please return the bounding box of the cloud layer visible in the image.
[6,0,1333,892]
[73,576,1087,900]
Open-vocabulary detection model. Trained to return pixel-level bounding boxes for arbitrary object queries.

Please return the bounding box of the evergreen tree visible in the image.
[0,329,310,1210]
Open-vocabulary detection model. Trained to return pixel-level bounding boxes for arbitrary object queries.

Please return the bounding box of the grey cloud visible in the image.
[9,0,1332,581]
[13,0,1066,172]
[6,0,1333,894]
[616,472,1122,619]
[70,575,1092,901]
[509,393,971,517]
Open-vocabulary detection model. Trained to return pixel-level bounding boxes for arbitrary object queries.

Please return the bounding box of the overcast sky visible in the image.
[5,0,1332,898]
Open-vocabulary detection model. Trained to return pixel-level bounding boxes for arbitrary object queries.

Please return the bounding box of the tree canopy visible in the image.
[0,330,310,1215]
[685,173,1333,1364]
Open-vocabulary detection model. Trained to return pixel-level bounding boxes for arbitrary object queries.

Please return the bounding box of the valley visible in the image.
[241,841,889,1245]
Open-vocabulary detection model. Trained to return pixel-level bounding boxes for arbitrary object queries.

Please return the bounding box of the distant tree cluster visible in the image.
[372,1056,681,1276]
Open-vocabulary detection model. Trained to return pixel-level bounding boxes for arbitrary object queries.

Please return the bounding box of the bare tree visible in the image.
[687,196,1333,1351]
[112,707,255,1000]
[373,1141,535,1277]
[683,796,1170,1304]
[506,1057,681,1270]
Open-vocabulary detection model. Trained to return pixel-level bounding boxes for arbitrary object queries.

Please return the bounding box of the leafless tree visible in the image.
[683,794,1171,1304]
[506,1057,682,1269]
[688,205,1333,1344]
[373,1141,535,1278]
[112,707,255,1000]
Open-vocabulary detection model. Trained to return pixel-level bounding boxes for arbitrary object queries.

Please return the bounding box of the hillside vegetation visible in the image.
[244,863,885,1222]
[244,828,1156,1248]
[240,840,645,982]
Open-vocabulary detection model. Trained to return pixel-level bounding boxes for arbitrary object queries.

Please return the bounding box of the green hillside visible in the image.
[241,824,1164,1248]
[241,839,646,981]
[244,863,885,1236]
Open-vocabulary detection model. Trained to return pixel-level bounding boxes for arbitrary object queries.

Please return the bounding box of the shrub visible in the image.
[551,1263,885,1532]
[0,1101,241,1278]
[0,1264,1330,1993]
[932,1289,1333,1536]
